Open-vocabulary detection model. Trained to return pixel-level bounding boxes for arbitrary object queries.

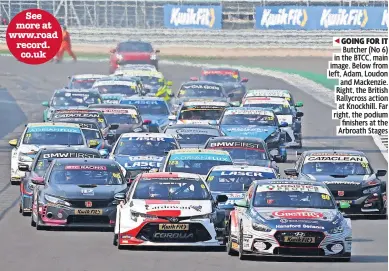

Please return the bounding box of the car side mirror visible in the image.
[110,48,116,53]
[88,140,99,148]
[109,124,119,130]
[9,139,18,147]
[114,193,126,203]
[41,101,49,107]
[295,101,304,107]
[190,77,199,81]
[279,121,288,127]
[18,164,30,172]
[296,112,304,118]
[168,115,176,121]
[337,201,351,209]
[228,93,235,98]
[155,49,160,53]
[241,78,249,83]
[376,170,387,177]
[143,119,151,125]
[216,194,228,203]
[166,80,173,86]
[284,168,299,176]
[31,176,45,185]
[234,199,248,208]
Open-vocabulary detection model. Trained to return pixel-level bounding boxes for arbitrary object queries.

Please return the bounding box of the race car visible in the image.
[120,97,172,132]
[164,124,222,148]
[88,104,150,142]
[41,88,103,122]
[284,150,387,216]
[160,149,233,179]
[18,147,101,216]
[203,137,279,173]
[66,74,106,89]
[171,101,231,125]
[113,172,228,248]
[242,97,304,148]
[30,158,128,230]
[109,41,159,73]
[218,107,288,162]
[191,68,248,101]
[109,133,180,180]
[9,123,93,185]
[171,81,234,112]
[227,179,352,261]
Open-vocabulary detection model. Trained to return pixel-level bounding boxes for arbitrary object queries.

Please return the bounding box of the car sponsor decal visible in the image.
[224,109,273,116]
[272,210,324,219]
[305,155,368,162]
[128,156,164,161]
[170,154,231,161]
[124,161,161,168]
[65,165,107,170]
[93,80,136,87]
[208,141,265,150]
[275,224,325,230]
[42,152,99,159]
[181,84,221,90]
[81,188,94,196]
[246,89,291,98]
[202,70,238,76]
[257,184,330,194]
[220,171,264,177]
[175,128,218,135]
[98,108,138,115]
[126,137,167,141]
[27,127,81,133]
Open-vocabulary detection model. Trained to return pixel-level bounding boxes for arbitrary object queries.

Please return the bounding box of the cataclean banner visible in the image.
[255,6,388,30]
[164,5,222,29]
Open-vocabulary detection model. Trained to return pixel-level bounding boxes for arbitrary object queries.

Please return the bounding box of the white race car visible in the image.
[9,123,90,185]
[113,172,228,248]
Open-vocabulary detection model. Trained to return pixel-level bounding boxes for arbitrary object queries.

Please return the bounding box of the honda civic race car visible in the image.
[164,124,222,148]
[242,97,304,148]
[66,74,106,89]
[204,137,279,173]
[191,68,248,101]
[113,172,228,248]
[285,150,387,216]
[218,107,288,162]
[9,123,91,185]
[109,133,180,180]
[171,101,231,125]
[227,179,352,261]
[19,147,101,216]
[31,158,128,230]
[120,97,172,132]
[41,88,103,122]
[160,149,233,179]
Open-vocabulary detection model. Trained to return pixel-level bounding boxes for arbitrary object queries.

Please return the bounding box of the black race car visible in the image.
[19,147,101,216]
[285,150,387,216]
[30,158,128,230]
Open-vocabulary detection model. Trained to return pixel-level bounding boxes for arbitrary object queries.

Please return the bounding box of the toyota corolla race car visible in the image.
[218,107,288,162]
[171,101,231,125]
[285,150,387,216]
[120,97,172,132]
[9,123,91,185]
[66,74,106,89]
[160,149,233,179]
[109,133,180,180]
[227,179,352,261]
[113,172,228,248]
[41,88,103,122]
[191,68,248,101]
[204,137,279,173]
[164,124,222,148]
[242,97,304,148]
[19,147,101,216]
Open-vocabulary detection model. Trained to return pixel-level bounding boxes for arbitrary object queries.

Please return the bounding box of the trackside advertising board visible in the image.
[164,5,222,29]
[255,6,388,30]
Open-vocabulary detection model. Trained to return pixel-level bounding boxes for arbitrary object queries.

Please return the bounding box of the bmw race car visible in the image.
[41,88,103,122]
[120,97,172,132]
[66,74,106,89]
[160,149,233,179]
[191,68,248,102]
[109,133,180,180]
[31,158,128,230]
[204,137,279,173]
[9,123,91,185]
[19,147,101,216]
[227,179,352,261]
[218,107,288,162]
[113,172,228,248]
[242,97,304,148]
[285,150,387,216]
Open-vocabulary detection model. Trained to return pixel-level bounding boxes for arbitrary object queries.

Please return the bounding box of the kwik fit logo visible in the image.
[260,8,308,28]
[170,8,216,27]
[320,8,368,28]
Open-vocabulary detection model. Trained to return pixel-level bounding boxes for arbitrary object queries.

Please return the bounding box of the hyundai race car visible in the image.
[242,97,304,148]
[191,68,248,102]
[285,150,387,216]
[9,123,89,185]
[19,147,101,216]
[204,137,279,173]
[41,88,103,122]
[109,133,180,180]
[160,149,233,179]
[164,124,222,148]
[227,179,352,261]
[218,107,288,162]
[120,97,172,132]
[113,172,228,248]
[66,74,106,89]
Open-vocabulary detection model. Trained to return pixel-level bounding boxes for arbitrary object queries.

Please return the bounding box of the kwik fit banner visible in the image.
[255,6,388,30]
[164,5,222,29]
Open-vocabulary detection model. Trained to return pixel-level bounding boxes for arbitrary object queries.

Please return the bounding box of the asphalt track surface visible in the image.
[0,56,387,271]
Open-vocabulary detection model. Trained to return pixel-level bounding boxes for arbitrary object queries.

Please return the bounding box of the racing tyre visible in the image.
[30,214,36,227]
[19,203,22,213]
[113,234,118,246]
[10,179,19,185]
[226,223,238,256]
[21,201,30,216]
[238,224,248,260]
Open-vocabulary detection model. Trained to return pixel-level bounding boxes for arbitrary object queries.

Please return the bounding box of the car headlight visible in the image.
[18,153,34,162]
[44,194,71,207]
[130,211,158,222]
[252,221,272,232]
[150,54,157,60]
[328,225,344,234]
[363,185,381,194]
[116,53,123,61]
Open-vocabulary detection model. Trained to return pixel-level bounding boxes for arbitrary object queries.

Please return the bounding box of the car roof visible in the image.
[53,158,116,165]
[253,178,325,187]
[206,137,265,144]
[139,172,201,179]
[303,150,366,156]
[182,101,230,106]
[71,74,105,79]
[39,147,99,154]
[211,165,275,172]
[27,122,80,128]
[121,132,175,139]
[55,88,100,93]
[166,124,219,130]
[202,67,239,72]
[182,81,222,86]
[224,107,274,114]
[88,104,137,109]
[120,96,165,102]
[168,148,230,155]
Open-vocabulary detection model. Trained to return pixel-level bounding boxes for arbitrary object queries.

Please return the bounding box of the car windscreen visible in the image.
[82,128,102,140]
[166,155,232,175]
[120,100,169,115]
[132,178,210,200]
[243,102,292,115]
[96,85,138,96]
[53,113,107,129]
[117,42,153,52]
[104,113,139,124]
[51,92,101,107]
[49,164,124,185]
[165,128,220,145]
[178,106,224,120]
[178,84,224,98]
[140,76,164,87]
[253,184,335,209]
[23,127,84,145]
[201,73,239,83]
[114,136,178,156]
[70,79,98,89]
[221,112,277,126]
[301,161,372,175]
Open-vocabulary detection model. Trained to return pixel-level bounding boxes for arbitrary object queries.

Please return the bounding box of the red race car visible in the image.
[109,41,160,73]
